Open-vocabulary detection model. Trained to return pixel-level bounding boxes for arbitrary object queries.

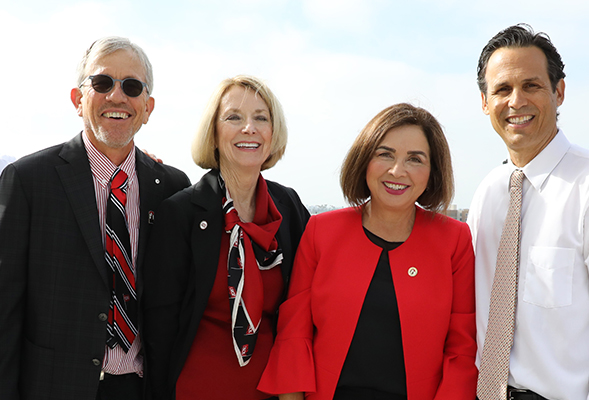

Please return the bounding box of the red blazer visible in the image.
[258,206,477,400]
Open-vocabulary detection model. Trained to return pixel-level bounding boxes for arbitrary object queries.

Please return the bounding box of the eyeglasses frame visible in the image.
[79,74,150,97]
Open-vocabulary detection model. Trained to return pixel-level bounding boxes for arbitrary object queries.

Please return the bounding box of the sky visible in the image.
[2,0,589,209]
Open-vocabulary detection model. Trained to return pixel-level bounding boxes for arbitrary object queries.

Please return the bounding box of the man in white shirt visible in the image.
[468,24,589,400]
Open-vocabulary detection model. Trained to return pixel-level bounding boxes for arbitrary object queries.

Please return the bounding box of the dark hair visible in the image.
[340,103,454,214]
[477,23,565,94]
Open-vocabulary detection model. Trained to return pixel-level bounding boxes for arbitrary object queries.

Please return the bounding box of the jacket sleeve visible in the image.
[0,165,29,400]
[434,223,478,399]
[258,215,318,396]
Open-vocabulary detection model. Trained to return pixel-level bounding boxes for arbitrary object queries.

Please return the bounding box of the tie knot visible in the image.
[224,201,241,231]
[510,169,524,190]
[111,169,128,191]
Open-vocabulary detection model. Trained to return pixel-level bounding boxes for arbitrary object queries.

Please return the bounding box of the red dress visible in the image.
[175,231,284,400]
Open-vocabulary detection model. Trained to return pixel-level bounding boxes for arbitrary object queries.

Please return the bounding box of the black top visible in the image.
[335,228,407,397]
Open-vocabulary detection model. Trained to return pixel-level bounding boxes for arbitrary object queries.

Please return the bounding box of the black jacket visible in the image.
[141,169,310,400]
[0,133,190,400]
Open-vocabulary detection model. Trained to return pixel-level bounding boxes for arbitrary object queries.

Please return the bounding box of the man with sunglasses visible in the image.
[0,37,190,400]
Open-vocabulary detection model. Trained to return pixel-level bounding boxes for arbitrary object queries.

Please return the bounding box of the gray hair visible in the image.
[76,36,154,94]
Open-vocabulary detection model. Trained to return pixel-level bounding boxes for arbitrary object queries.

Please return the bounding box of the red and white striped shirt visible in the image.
[82,132,143,376]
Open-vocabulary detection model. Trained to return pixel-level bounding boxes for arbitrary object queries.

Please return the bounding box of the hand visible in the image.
[142,149,163,164]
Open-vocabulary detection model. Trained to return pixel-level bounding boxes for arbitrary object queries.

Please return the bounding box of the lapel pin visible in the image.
[148,211,155,224]
[200,220,208,230]
[155,178,161,184]
[408,267,418,277]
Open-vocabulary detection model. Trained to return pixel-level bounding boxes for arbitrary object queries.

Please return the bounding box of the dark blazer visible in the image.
[141,169,310,400]
[0,133,190,400]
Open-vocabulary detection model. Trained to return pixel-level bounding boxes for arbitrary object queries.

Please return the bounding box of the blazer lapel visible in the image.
[56,134,109,287]
[135,150,164,271]
[272,193,293,284]
[189,170,224,287]
[174,170,224,373]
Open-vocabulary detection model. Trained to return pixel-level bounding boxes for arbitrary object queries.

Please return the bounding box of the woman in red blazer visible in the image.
[258,103,477,400]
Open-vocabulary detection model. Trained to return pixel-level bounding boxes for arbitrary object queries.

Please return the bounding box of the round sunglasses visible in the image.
[80,74,149,97]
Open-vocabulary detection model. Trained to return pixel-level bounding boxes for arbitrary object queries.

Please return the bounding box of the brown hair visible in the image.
[340,103,454,214]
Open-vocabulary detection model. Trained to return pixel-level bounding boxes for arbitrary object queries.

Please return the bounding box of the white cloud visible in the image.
[301,0,381,33]
[2,1,589,209]
[0,3,122,154]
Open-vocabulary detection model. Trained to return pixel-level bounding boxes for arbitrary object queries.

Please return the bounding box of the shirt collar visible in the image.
[82,131,136,187]
[506,129,569,193]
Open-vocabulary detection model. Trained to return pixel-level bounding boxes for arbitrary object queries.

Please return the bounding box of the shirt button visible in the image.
[98,313,108,322]
[92,358,101,367]
[408,267,418,277]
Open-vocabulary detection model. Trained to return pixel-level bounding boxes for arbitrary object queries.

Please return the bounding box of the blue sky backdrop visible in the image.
[2,0,588,208]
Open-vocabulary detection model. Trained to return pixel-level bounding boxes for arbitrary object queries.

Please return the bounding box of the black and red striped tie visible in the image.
[105,168,137,352]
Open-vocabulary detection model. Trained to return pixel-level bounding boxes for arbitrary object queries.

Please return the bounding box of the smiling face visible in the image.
[71,49,154,160]
[482,46,565,167]
[366,125,431,215]
[215,85,273,175]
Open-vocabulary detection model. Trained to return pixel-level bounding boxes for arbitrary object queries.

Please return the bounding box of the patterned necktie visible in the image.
[477,169,525,400]
[105,169,137,352]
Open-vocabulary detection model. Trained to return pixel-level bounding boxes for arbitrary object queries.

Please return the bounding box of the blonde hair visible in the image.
[191,75,287,170]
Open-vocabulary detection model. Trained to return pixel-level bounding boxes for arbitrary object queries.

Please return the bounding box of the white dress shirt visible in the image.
[468,130,589,400]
